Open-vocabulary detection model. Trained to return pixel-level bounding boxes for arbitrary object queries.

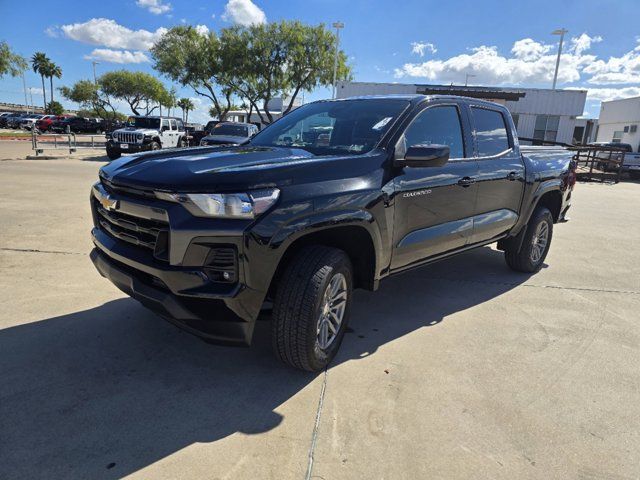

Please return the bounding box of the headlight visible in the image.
[200,140,209,146]
[137,133,143,140]
[155,189,280,219]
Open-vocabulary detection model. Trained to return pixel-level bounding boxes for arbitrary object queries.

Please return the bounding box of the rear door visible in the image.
[390,101,479,271]
[468,106,525,244]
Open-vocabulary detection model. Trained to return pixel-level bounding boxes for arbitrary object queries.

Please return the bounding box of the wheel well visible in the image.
[269,226,377,296]
[536,190,562,222]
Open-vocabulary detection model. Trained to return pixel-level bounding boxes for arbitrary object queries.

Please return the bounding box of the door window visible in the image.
[398,105,465,159]
[169,119,177,131]
[472,108,510,156]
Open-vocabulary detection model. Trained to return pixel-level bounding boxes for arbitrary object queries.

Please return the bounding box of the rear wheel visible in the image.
[272,246,353,372]
[505,207,553,273]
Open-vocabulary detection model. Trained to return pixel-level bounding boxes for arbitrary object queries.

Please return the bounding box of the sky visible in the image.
[1,0,640,122]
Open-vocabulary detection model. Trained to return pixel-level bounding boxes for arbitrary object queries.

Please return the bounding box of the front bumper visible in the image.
[108,141,151,153]
[89,182,270,345]
[90,247,255,345]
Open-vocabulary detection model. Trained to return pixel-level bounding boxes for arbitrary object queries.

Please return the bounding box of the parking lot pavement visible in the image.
[1,157,639,479]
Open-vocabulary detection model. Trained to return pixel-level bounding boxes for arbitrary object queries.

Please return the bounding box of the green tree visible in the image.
[177,97,195,123]
[0,41,27,78]
[151,26,235,121]
[99,70,170,115]
[60,79,119,120]
[223,21,351,124]
[45,100,64,115]
[31,52,50,110]
[43,61,62,103]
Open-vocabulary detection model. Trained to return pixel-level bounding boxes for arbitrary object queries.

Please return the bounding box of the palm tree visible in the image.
[44,62,62,103]
[177,98,195,123]
[31,52,50,110]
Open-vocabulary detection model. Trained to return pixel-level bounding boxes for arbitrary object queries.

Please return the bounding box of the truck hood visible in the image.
[100,145,385,192]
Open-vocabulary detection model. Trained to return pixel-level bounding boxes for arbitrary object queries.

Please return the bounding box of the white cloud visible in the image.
[195,24,210,36]
[61,18,167,51]
[44,26,59,38]
[411,41,437,57]
[28,87,44,95]
[579,86,640,103]
[222,0,266,26]
[84,49,150,64]
[583,39,640,85]
[395,34,602,86]
[511,38,552,61]
[136,0,172,15]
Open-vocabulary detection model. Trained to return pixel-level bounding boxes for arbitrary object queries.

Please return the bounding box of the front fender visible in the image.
[511,178,562,236]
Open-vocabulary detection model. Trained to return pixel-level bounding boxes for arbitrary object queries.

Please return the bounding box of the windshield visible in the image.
[128,117,161,129]
[250,99,409,156]
[211,124,249,137]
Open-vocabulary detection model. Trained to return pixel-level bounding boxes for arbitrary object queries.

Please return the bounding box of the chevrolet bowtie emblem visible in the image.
[100,194,119,211]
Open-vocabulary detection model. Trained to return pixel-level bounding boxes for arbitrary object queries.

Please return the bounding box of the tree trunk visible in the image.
[185,110,189,124]
[41,75,46,111]
[49,76,54,104]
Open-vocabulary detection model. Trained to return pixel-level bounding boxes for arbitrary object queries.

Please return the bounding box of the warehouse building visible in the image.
[336,81,587,145]
[595,97,640,150]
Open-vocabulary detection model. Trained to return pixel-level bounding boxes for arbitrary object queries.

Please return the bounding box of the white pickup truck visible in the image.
[594,142,640,180]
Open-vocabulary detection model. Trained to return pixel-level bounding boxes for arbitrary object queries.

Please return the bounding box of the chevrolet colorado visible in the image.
[90,95,576,371]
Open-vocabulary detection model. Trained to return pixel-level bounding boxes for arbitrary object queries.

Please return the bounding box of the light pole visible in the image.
[92,61,100,85]
[464,73,476,87]
[551,28,568,90]
[331,21,344,99]
[21,72,29,113]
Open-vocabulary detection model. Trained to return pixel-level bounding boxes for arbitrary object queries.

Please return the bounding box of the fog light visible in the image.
[223,271,231,280]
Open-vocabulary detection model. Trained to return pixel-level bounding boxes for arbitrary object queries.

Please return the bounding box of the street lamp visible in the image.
[464,73,476,87]
[331,21,344,99]
[551,28,568,90]
[92,61,100,85]
[21,72,29,113]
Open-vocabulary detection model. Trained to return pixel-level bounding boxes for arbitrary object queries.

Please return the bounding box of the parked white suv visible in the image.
[106,116,186,160]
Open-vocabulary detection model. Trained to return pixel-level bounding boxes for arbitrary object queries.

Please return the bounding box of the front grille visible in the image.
[94,199,169,261]
[114,132,140,144]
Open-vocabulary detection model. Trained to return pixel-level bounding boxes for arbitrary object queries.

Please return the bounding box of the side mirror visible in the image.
[397,144,450,168]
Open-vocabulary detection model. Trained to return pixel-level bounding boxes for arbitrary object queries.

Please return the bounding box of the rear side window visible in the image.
[472,108,510,157]
[400,105,465,159]
[169,119,177,130]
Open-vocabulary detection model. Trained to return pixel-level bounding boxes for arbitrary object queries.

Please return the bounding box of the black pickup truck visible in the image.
[90,95,576,371]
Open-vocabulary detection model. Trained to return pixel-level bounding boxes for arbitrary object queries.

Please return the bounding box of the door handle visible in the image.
[507,171,518,181]
[457,176,476,187]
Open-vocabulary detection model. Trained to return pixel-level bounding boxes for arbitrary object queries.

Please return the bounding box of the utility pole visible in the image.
[464,73,476,87]
[552,28,568,90]
[331,21,344,99]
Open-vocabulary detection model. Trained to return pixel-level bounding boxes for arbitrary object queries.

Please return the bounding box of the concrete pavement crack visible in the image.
[0,247,85,256]
[305,368,328,480]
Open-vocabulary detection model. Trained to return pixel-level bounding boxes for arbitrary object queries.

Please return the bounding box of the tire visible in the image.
[106,146,121,160]
[272,246,353,372]
[505,207,553,273]
[176,137,184,148]
[150,141,161,151]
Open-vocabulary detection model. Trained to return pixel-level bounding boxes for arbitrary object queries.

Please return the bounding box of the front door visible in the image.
[468,106,525,244]
[390,103,479,271]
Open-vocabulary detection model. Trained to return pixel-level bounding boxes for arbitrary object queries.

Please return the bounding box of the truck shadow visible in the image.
[0,246,534,479]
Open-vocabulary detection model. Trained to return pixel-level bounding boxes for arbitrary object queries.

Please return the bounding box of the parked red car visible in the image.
[35,115,72,132]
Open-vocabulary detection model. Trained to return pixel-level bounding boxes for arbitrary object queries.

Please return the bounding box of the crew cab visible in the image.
[106,116,186,160]
[90,95,575,371]
[199,121,258,146]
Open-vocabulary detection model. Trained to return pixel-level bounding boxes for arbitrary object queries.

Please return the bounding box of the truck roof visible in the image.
[340,94,506,109]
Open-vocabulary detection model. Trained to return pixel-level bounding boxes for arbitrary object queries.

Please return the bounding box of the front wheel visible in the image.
[106,145,121,160]
[272,246,353,372]
[505,207,553,273]
[150,141,161,151]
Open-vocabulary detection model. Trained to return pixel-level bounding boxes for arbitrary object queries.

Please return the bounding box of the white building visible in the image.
[595,97,640,150]
[337,81,587,145]
[225,96,303,128]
